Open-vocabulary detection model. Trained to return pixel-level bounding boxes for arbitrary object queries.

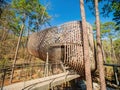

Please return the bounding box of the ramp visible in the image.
[3,72,80,90]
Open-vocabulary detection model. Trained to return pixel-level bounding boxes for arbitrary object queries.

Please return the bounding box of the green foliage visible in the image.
[102,0,120,26]
[0,0,51,36]
[85,0,120,30]
[106,57,111,63]
[93,22,119,40]
[0,58,11,69]
[93,21,120,64]
[0,30,41,67]
[0,0,8,17]
[113,38,120,62]
[0,5,14,30]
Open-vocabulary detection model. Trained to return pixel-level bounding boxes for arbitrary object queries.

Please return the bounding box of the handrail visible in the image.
[0,62,66,89]
[104,63,120,86]
[104,63,120,67]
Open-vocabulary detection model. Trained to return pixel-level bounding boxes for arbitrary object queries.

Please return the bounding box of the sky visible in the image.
[41,0,113,27]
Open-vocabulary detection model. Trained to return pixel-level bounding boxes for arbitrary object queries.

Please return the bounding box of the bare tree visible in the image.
[10,24,24,83]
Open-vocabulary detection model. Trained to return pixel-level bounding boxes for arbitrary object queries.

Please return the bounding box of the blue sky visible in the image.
[41,0,113,27]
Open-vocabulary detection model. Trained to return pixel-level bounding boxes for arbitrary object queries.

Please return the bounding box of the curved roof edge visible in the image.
[35,20,92,32]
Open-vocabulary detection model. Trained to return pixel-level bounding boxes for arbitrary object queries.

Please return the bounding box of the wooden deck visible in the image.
[3,71,80,90]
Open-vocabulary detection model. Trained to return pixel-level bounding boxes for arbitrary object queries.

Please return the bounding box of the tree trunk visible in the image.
[110,37,113,63]
[1,27,9,41]
[95,0,106,90]
[101,41,106,63]
[79,0,92,90]
[10,24,24,83]
[110,38,117,64]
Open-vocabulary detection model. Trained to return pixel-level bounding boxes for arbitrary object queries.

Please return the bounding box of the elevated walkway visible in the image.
[3,71,80,90]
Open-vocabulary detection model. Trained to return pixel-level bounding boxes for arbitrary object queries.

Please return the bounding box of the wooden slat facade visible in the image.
[27,21,96,76]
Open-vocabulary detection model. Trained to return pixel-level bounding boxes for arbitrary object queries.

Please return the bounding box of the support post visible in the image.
[60,61,66,72]
[44,52,49,77]
[1,68,7,90]
[113,66,119,85]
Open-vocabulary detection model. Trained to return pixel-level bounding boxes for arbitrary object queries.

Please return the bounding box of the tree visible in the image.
[0,5,15,41]
[0,0,7,17]
[94,0,106,90]
[101,22,118,63]
[93,22,119,63]
[79,0,92,90]
[86,0,120,30]
[10,0,50,83]
[113,39,120,64]
[101,0,120,28]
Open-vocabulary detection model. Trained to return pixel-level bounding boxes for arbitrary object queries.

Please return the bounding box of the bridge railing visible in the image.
[104,63,120,86]
[0,62,66,89]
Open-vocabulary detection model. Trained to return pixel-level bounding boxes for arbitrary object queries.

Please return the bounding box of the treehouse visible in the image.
[27,21,96,76]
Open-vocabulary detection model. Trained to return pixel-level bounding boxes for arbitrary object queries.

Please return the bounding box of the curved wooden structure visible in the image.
[27,21,96,75]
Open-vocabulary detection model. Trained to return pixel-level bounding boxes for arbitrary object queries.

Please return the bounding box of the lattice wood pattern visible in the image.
[27,21,96,75]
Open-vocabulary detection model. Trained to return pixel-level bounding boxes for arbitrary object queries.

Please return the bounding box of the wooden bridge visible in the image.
[1,63,120,90]
[3,71,80,90]
[0,62,81,90]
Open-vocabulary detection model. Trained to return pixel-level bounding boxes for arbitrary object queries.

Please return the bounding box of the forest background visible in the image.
[0,0,120,85]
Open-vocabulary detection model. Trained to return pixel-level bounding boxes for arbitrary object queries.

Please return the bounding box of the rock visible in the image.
[93,82,100,90]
